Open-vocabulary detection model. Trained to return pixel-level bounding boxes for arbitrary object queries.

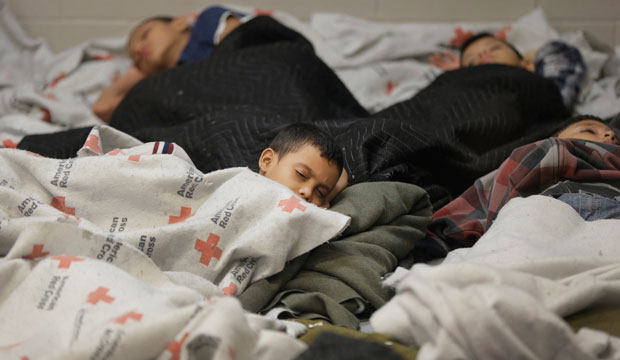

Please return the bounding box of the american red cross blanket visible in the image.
[0,124,350,358]
[0,125,350,295]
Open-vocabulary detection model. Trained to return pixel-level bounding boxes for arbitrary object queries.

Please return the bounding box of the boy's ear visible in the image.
[171,16,190,33]
[258,148,277,175]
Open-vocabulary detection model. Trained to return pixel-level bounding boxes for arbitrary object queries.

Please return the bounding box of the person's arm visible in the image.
[533,41,586,109]
[429,50,460,71]
[92,65,147,123]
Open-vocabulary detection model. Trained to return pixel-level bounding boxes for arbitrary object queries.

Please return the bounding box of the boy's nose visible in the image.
[298,187,311,202]
[605,131,618,144]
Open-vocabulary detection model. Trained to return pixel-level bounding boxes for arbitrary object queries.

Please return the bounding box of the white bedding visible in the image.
[372,195,620,359]
[0,125,351,359]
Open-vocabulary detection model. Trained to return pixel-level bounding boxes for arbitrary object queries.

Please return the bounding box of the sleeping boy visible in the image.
[259,123,349,208]
[555,114,618,145]
[430,32,586,108]
[424,113,620,257]
[93,6,248,122]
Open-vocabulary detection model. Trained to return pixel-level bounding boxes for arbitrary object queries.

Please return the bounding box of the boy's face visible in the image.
[259,145,341,208]
[461,37,523,68]
[557,119,619,145]
[127,18,187,75]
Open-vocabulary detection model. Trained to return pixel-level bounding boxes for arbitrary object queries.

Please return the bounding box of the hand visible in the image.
[429,51,460,71]
[92,65,148,122]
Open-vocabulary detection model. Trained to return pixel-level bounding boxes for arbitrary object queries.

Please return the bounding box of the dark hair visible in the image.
[138,16,174,26]
[270,123,343,173]
[553,114,608,136]
[459,32,523,65]
[127,16,174,50]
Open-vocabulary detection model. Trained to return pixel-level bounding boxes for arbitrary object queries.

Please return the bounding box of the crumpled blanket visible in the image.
[0,220,308,360]
[371,195,620,360]
[0,1,127,144]
[0,125,350,295]
[238,181,432,329]
[428,138,620,252]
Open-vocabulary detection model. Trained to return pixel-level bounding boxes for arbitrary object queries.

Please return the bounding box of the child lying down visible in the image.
[93,6,249,122]
[0,123,351,297]
[425,114,620,254]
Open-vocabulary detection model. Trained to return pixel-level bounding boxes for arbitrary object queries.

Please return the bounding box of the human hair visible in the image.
[553,114,608,136]
[137,16,174,27]
[270,123,344,172]
[459,32,523,64]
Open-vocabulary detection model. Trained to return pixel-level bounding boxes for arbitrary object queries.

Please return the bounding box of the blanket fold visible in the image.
[238,181,432,329]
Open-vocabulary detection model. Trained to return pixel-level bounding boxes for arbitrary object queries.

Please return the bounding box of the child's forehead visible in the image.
[569,119,609,129]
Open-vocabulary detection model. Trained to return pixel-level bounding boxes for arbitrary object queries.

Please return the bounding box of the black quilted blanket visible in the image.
[19,16,569,208]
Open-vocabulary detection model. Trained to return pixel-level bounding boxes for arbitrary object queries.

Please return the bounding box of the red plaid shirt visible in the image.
[428,138,620,251]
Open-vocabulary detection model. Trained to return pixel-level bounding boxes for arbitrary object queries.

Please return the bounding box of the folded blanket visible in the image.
[428,138,620,252]
[239,181,432,329]
[372,195,620,359]
[0,125,350,295]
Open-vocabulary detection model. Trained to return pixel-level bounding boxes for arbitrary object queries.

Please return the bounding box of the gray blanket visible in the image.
[238,181,432,329]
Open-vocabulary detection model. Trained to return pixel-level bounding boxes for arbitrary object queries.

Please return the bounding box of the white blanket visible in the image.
[372,195,620,359]
[0,124,351,359]
[0,124,350,293]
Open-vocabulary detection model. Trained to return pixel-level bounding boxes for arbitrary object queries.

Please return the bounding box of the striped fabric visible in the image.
[152,141,174,155]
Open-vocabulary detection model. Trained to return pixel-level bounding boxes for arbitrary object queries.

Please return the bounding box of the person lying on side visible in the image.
[93,6,247,122]
[430,32,586,109]
[421,114,620,258]
[259,123,349,208]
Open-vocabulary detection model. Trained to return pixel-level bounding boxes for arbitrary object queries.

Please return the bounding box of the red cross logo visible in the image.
[169,206,193,224]
[49,72,67,88]
[385,80,396,95]
[128,154,141,162]
[22,244,50,260]
[51,196,76,216]
[52,255,84,269]
[87,286,115,305]
[107,148,122,156]
[495,26,512,41]
[255,8,273,16]
[278,196,307,213]
[222,282,237,296]
[166,332,190,360]
[194,233,223,266]
[2,139,18,148]
[114,310,143,324]
[450,27,473,47]
[84,134,102,154]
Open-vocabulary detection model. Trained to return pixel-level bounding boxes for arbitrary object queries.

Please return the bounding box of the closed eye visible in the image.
[581,129,595,134]
[315,189,326,199]
[296,170,307,179]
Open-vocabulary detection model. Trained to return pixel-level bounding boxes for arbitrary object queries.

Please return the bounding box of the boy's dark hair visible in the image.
[553,114,607,136]
[138,16,174,26]
[270,123,344,172]
[459,32,523,64]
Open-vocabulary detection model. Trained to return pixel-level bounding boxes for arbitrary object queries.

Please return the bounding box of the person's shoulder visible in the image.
[538,40,582,59]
